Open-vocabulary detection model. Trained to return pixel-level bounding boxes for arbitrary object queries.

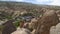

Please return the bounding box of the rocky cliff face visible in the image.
[35,10,59,34]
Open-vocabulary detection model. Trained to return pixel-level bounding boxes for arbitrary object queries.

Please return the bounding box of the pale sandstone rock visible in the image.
[56,23,60,34]
[11,27,31,34]
[50,26,57,34]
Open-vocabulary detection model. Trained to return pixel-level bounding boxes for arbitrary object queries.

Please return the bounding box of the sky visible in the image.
[0,0,60,6]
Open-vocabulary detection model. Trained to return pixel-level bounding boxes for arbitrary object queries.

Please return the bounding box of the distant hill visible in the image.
[0,1,60,9]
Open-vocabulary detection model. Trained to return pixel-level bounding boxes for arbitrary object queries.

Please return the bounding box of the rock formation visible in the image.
[50,23,60,34]
[28,18,38,30]
[11,27,31,34]
[2,19,16,34]
[20,21,25,28]
[50,26,56,34]
[35,10,59,34]
[56,23,60,34]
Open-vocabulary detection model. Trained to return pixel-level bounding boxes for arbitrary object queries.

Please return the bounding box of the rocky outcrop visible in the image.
[50,26,56,34]
[2,19,16,34]
[11,27,31,34]
[50,23,60,34]
[28,18,38,30]
[35,10,59,34]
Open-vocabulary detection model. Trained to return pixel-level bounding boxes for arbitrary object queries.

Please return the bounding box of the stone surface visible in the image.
[50,26,56,34]
[11,27,31,34]
[35,10,59,34]
[2,20,16,34]
[56,23,60,34]
[50,23,60,34]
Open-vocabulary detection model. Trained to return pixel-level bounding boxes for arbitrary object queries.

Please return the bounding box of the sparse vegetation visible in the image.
[0,25,4,31]
[0,1,60,34]
[14,20,20,28]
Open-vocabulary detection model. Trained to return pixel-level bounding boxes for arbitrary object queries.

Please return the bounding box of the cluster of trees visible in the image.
[0,11,13,20]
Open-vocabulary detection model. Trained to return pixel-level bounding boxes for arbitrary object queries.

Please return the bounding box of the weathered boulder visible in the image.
[55,23,60,34]
[2,20,16,34]
[35,10,59,34]
[28,18,38,30]
[11,27,31,34]
[50,23,60,34]
[50,26,56,34]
